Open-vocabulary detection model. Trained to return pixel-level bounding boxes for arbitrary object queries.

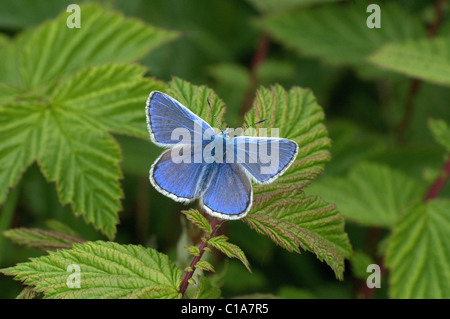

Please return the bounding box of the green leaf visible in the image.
[195,261,215,272]
[167,77,227,129]
[18,4,177,88]
[350,250,375,280]
[0,34,23,85]
[1,241,183,299]
[241,84,351,279]
[0,187,19,265]
[0,102,44,204]
[186,245,200,257]
[45,219,81,237]
[52,63,165,138]
[0,67,162,238]
[193,275,221,299]
[369,37,450,86]
[36,110,124,239]
[0,34,9,47]
[207,235,252,273]
[188,278,196,285]
[244,195,352,279]
[386,200,450,298]
[16,286,40,300]
[428,118,450,152]
[0,82,19,105]
[259,2,425,76]
[245,85,331,200]
[3,227,85,251]
[209,63,250,89]
[182,209,213,236]
[0,5,175,238]
[307,162,425,227]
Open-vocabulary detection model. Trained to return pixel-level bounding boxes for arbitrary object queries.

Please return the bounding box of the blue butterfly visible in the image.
[146,91,298,220]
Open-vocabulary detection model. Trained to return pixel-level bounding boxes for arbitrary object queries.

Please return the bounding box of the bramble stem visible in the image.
[178,217,222,298]
[241,33,270,116]
[395,0,446,144]
[424,158,450,202]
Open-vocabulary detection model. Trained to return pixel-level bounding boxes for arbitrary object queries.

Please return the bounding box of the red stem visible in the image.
[395,79,422,144]
[428,0,445,37]
[178,218,222,298]
[395,0,446,144]
[423,158,450,201]
[241,33,270,116]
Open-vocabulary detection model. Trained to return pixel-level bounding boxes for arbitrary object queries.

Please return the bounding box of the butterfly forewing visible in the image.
[231,136,298,184]
[146,91,214,147]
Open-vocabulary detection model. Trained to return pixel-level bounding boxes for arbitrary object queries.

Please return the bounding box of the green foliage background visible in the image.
[0,0,449,299]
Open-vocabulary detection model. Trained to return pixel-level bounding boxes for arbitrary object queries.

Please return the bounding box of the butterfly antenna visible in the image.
[242,119,267,129]
[207,98,224,133]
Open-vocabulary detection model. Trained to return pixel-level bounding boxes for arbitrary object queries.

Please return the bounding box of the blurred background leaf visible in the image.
[369,37,450,86]
[428,118,450,152]
[258,1,426,78]
[386,200,450,298]
[306,162,426,227]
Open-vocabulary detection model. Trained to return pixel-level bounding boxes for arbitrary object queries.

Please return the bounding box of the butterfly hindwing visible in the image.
[150,144,208,203]
[201,163,252,219]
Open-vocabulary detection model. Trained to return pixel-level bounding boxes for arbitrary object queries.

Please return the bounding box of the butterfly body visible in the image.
[146,91,298,220]
[203,131,228,162]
